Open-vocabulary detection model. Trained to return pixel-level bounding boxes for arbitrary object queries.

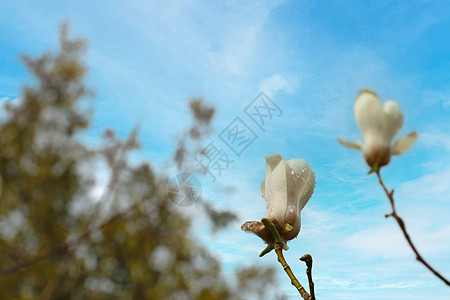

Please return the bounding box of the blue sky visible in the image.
[1,1,450,299]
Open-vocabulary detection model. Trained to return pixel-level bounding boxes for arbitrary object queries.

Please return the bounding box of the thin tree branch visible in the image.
[376,170,450,286]
[300,254,316,300]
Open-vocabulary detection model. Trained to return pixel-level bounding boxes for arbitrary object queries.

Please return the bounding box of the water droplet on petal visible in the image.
[287,205,295,213]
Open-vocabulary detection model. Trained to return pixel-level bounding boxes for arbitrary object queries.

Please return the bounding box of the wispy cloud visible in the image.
[397,167,450,204]
[258,74,299,98]
[420,131,450,152]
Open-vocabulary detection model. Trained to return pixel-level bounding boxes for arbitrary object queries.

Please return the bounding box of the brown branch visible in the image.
[376,170,450,286]
[300,254,316,300]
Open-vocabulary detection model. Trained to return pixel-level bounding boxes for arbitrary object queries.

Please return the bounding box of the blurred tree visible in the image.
[0,25,275,300]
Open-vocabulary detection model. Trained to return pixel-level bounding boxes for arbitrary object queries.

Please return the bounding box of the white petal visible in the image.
[383,100,404,141]
[286,159,315,212]
[392,131,418,155]
[264,154,287,223]
[282,159,315,240]
[264,153,283,192]
[354,89,384,141]
[262,154,282,199]
[260,179,265,198]
[338,138,362,150]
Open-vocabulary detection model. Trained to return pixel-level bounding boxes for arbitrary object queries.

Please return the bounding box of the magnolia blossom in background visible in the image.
[339,89,418,169]
[242,154,315,248]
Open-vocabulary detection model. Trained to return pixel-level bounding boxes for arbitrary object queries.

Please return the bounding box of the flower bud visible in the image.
[261,154,315,241]
[241,154,315,246]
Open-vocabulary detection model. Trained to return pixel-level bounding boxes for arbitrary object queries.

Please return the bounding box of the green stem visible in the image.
[261,218,282,243]
[275,244,311,300]
[262,218,311,299]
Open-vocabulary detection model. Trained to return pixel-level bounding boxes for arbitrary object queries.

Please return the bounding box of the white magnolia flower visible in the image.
[241,154,315,246]
[339,89,418,169]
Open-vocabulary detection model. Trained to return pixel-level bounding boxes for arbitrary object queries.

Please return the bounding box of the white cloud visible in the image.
[341,223,411,258]
[397,167,450,203]
[420,131,450,152]
[420,89,450,111]
[0,96,20,105]
[0,97,21,119]
[112,0,285,77]
[258,74,299,98]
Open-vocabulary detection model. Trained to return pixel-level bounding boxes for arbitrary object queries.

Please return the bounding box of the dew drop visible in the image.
[287,205,295,213]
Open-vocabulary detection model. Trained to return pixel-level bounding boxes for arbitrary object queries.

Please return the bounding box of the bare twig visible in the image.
[300,254,316,300]
[376,170,450,286]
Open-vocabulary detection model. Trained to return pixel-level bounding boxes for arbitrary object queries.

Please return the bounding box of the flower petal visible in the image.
[280,159,315,240]
[264,154,287,223]
[354,89,384,141]
[392,131,418,155]
[338,138,362,150]
[383,100,404,141]
[286,159,315,212]
[261,154,283,199]
[241,221,274,244]
[260,179,265,199]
